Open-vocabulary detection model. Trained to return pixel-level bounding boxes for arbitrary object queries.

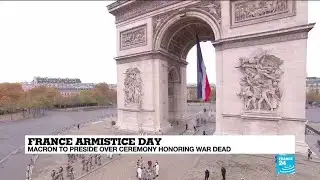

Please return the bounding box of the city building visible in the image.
[21,82,34,91]
[21,77,96,96]
[108,84,117,91]
[306,77,320,93]
[186,83,216,100]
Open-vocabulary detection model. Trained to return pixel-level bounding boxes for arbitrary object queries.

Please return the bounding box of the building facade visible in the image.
[306,77,320,93]
[108,84,117,91]
[186,83,215,101]
[22,77,96,96]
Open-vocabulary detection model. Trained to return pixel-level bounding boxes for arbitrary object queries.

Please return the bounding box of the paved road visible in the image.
[0,108,116,180]
[307,107,320,123]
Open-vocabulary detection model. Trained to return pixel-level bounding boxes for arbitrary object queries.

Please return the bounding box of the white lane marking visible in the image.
[91,121,103,125]
[0,145,24,165]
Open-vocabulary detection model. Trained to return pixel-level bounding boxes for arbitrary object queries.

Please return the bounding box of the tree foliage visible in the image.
[306,91,320,102]
[187,87,216,103]
[210,87,216,102]
[0,83,117,118]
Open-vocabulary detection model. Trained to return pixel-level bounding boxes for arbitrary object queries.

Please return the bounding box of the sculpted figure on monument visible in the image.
[124,67,143,107]
[235,0,288,22]
[121,26,146,49]
[237,50,283,111]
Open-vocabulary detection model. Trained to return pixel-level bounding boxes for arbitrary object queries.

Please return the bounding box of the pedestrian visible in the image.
[69,167,74,180]
[185,123,188,130]
[137,166,142,180]
[142,167,146,180]
[59,167,64,180]
[155,161,159,178]
[308,148,313,160]
[89,155,93,169]
[205,169,210,180]
[81,157,85,171]
[51,170,56,180]
[85,159,89,172]
[94,154,98,165]
[147,160,152,169]
[136,160,140,177]
[221,166,226,180]
[77,124,80,130]
[193,126,197,132]
[146,168,152,180]
[203,131,206,135]
[67,154,71,163]
[97,154,101,166]
[66,164,71,177]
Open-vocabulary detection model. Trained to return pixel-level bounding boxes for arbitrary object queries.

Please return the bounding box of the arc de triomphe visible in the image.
[108,0,314,150]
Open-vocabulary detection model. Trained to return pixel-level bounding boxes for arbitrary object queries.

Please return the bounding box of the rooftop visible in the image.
[34,77,82,84]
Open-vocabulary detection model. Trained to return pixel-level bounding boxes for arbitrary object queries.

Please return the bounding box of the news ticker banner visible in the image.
[25,135,295,154]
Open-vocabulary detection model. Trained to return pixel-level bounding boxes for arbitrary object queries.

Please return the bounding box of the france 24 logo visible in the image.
[276,154,296,175]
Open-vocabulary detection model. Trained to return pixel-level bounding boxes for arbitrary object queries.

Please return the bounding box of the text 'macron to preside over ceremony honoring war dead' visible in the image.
[25,135,295,155]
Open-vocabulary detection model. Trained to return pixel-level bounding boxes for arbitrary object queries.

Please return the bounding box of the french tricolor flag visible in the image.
[196,35,211,102]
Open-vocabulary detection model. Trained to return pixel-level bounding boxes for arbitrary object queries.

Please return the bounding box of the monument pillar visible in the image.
[213,0,314,152]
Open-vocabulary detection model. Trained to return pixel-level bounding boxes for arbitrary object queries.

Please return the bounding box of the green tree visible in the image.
[79,90,96,105]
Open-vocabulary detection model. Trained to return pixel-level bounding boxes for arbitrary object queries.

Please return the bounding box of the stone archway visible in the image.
[108,0,314,151]
[156,13,219,127]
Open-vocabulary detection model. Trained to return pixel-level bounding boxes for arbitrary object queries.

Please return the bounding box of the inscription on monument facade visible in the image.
[120,25,147,50]
[231,0,296,27]
[124,67,143,108]
[237,50,284,112]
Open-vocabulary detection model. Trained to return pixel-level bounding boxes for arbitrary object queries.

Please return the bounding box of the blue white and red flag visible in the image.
[196,35,211,102]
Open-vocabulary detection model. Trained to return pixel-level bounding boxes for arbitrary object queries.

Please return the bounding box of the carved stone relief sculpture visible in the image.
[153,11,176,35]
[124,67,143,108]
[231,0,296,27]
[152,0,221,36]
[194,0,221,23]
[236,49,284,112]
[120,25,147,50]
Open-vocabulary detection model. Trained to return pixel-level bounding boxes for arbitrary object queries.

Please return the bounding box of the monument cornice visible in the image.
[108,0,183,24]
[115,51,188,66]
[213,23,315,51]
[107,0,134,14]
[222,113,307,122]
[117,108,155,112]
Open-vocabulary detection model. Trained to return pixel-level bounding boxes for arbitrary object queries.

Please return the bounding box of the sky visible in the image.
[0,1,319,84]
